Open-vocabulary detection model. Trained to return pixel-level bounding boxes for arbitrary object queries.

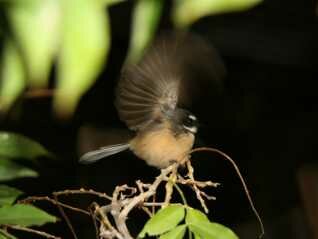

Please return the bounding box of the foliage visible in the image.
[138,205,238,239]
[0,131,51,161]
[172,0,262,27]
[0,204,56,227]
[0,0,262,117]
[0,132,57,239]
[0,0,264,237]
[0,186,22,206]
[0,131,51,181]
[138,204,185,237]
[126,0,163,63]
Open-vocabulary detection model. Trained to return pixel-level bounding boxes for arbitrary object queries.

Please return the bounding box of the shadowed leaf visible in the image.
[0,41,25,113]
[173,0,262,28]
[0,185,23,206]
[0,132,50,160]
[0,204,57,227]
[0,159,38,181]
[126,0,163,63]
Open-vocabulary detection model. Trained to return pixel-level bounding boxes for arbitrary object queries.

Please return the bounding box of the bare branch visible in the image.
[53,193,78,239]
[6,225,60,239]
[186,160,209,213]
[19,196,90,216]
[20,147,263,239]
[54,188,112,201]
[94,204,123,239]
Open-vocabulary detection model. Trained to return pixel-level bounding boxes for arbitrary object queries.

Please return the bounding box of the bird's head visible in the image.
[169,108,198,134]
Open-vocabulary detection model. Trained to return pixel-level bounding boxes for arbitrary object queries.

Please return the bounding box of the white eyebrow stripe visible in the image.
[189,115,196,120]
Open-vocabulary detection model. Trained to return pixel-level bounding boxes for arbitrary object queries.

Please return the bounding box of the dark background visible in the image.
[1,0,318,238]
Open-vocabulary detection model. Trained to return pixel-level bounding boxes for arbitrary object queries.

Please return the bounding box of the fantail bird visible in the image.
[79,32,225,168]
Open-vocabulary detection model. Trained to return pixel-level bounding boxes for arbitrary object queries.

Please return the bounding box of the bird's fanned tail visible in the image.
[79,143,130,164]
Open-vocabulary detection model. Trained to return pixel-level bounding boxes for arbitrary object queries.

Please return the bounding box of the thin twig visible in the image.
[141,206,153,217]
[115,163,177,239]
[189,147,265,238]
[151,194,156,215]
[20,196,90,216]
[143,202,165,207]
[54,188,112,201]
[173,182,192,239]
[0,227,16,239]
[164,167,177,207]
[94,203,124,239]
[18,146,263,239]
[53,193,78,239]
[173,184,188,206]
[88,204,100,239]
[186,160,209,213]
[6,225,60,239]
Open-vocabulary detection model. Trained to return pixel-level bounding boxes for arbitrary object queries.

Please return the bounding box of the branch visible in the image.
[20,196,90,216]
[54,188,112,201]
[189,147,265,238]
[20,147,263,239]
[114,164,177,239]
[53,193,78,239]
[6,225,60,239]
[97,158,220,238]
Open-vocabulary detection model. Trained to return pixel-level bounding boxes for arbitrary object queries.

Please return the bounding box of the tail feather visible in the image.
[79,143,130,164]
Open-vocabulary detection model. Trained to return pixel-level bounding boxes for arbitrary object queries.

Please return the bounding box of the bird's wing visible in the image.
[116,32,226,131]
[116,34,182,131]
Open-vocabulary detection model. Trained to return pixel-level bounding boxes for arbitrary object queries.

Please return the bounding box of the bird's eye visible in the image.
[184,115,195,126]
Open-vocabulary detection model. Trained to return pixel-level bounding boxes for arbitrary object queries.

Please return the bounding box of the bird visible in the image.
[79,32,225,169]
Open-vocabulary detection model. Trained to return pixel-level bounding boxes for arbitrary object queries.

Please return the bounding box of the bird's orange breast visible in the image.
[129,128,194,168]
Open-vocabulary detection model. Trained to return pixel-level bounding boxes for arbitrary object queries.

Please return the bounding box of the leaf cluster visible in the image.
[0,132,57,239]
[139,204,238,239]
[0,0,262,117]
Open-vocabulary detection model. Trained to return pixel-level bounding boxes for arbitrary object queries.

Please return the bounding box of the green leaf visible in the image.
[159,224,187,239]
[173,0,262,28]
[0,204,57,227]
[138,204,185,238]
[0,159,38,181]
[126,0,163,63]
[0,41,25,113]
[188,221,239,239]
[186,207,210,225]
[54,0,110,117]
[186,208,238,239]
[0,132,50,160]
[8,0,60,88]
[0,185,23,206]
[0,229,17,239]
